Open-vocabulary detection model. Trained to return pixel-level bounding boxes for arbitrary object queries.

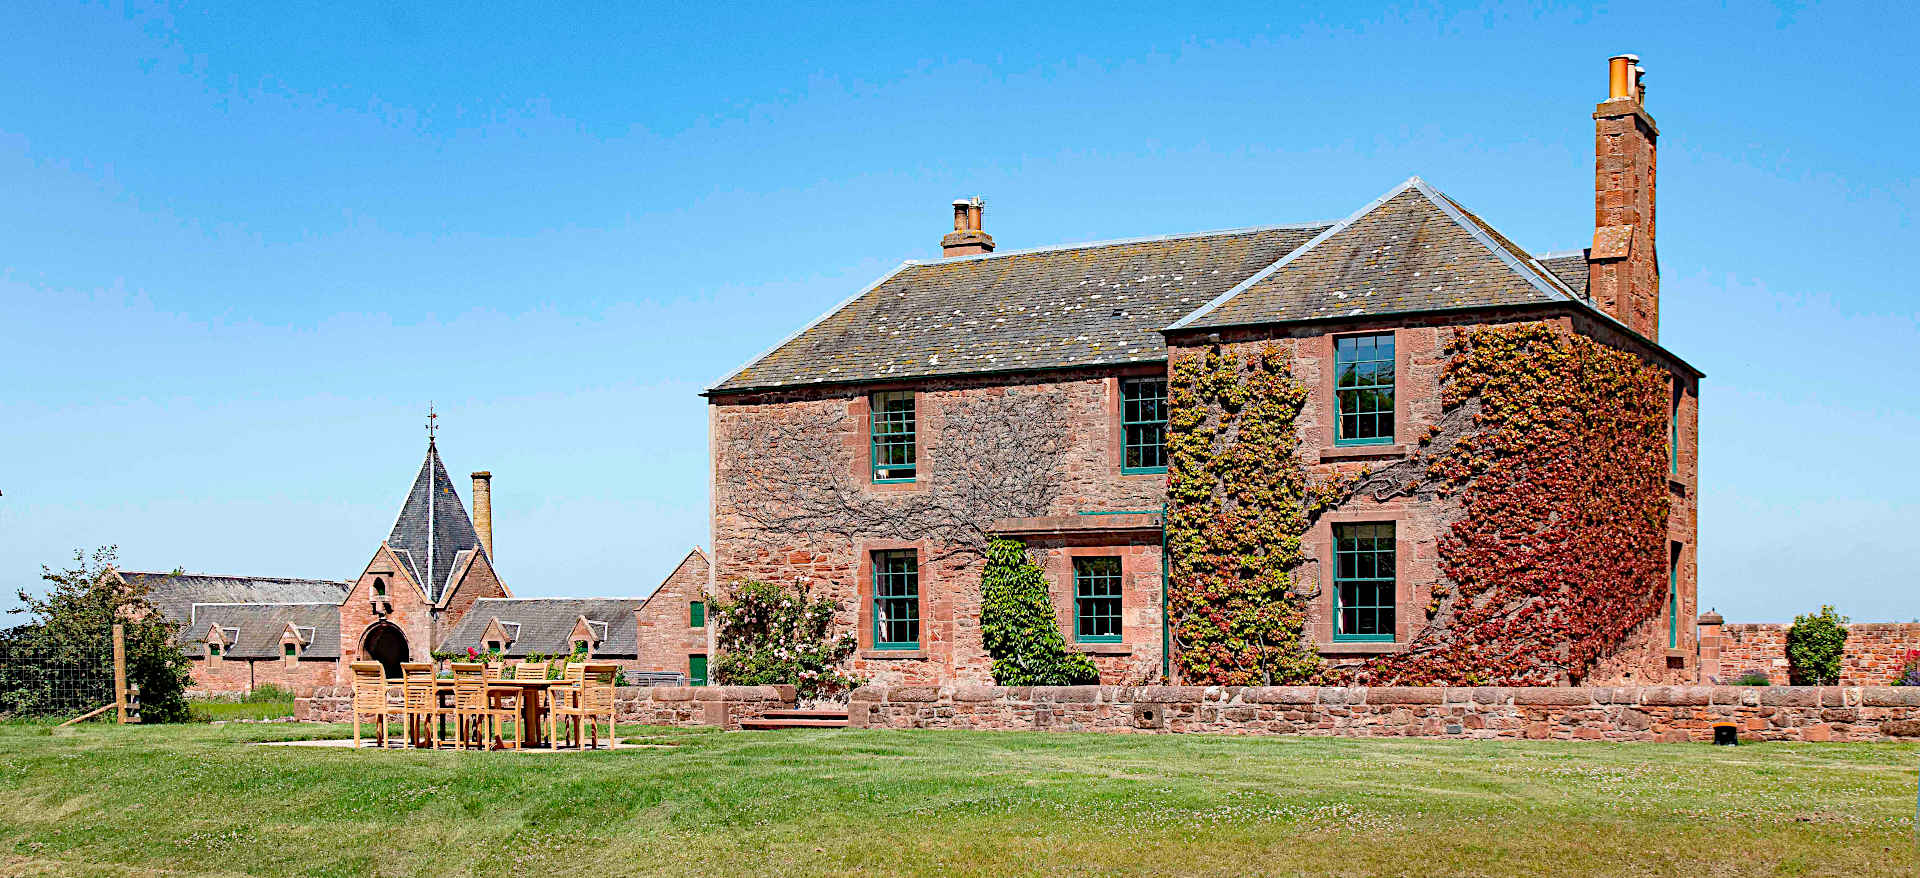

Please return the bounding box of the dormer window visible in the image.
[486,640,502,652]
[208,643,221,656]
[373,578,387,597]
[573,640,589,653]
[284,643,296,657]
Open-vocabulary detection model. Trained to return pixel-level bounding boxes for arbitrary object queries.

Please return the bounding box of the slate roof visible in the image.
[711,178,1643,393]
[122,571,349,627]
[387,441,486,603]
[1536,251,1591,299]
[439,598,647,658]
[1170,178,1584,330]
[710,224,1329,392]
[184,602,342,659]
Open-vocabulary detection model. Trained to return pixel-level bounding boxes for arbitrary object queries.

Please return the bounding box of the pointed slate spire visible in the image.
[386,439,485,603]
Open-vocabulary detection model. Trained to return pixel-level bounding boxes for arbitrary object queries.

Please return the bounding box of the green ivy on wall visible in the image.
[1164,344,1351,686]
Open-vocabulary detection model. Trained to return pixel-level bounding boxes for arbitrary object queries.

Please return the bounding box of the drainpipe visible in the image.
[1161,502,1171,683]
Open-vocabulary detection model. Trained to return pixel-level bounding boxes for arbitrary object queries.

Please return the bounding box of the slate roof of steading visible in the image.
[123,571,349,627]
[184,602,342,659]
[710,177,1624,393]
[439,598,648,658]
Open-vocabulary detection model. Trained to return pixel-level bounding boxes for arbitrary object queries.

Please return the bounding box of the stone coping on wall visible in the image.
[848,684,1920,742]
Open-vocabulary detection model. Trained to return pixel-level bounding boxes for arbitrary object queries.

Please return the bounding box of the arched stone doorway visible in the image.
[361,622,409,678]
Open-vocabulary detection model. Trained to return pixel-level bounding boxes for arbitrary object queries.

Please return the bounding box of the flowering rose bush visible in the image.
[710,579,861,700]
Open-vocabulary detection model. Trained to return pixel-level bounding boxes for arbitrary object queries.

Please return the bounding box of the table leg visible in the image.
[523,689,542,749]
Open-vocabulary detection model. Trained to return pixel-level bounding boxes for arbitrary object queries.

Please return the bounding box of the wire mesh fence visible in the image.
[0,629,118,718]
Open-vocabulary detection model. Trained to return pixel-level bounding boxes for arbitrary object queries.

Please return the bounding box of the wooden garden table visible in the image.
[432,678,567,749]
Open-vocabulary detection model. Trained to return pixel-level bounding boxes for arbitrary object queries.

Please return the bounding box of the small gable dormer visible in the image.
[567,616,607,657]
[480,617,519,654]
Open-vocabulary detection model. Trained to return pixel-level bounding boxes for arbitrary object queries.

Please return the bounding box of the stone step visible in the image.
[739,717,850,730]
[760,709,851,720]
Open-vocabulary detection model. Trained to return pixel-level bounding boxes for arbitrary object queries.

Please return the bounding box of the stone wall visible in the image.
[189,655,341,697]
[1717,623,1920,686]
[710,370,1169,687]
[295,684,795,729]
[848,684,1920,742]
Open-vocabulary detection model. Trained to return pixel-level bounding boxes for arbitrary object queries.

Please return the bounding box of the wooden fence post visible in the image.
[112,623,128,724]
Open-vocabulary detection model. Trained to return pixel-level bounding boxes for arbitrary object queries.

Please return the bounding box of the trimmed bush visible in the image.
[1785,606,1849,686]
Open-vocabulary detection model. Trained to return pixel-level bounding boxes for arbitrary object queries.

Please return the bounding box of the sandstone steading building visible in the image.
[705,56,1699,687]
[119,440,714,695]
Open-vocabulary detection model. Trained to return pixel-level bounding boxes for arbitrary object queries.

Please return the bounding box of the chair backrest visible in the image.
[450,662,489,710]
[561,662,585,684]
[400,662,436,710]
[581,663,619,712]
[350,662,389,710]
[513,662,547,681]
[483,662,505,682]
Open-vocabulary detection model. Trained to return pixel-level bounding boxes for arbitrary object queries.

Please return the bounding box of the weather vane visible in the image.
[426,402,438,443]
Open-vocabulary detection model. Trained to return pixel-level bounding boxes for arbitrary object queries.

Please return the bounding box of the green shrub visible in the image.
[979,538,1099,686]
[1785,605,1849,686]
[1730,671,1771,686]
[12,547,193,722]
[711,580,861,700]
[243,683,294,703]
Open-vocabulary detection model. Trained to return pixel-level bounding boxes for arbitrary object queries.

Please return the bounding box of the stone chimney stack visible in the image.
[1589,54,1660,341]
[941,196,994,258]
[470,471,493,559]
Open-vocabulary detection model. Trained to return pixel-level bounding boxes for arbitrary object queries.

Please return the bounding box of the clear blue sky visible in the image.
[2,2,1913,623]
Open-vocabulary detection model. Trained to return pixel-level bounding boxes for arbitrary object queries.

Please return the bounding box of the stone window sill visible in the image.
[1319,444,1407,462]
[1074,643,1132,656]
[859,649,927,660]
[1317,641,1405,656]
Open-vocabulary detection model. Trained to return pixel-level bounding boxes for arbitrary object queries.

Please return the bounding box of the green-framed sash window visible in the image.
[1334,333,1395,445]
[690,600,705,628]
[1073,557,1123,643]
[284,643,296,657]
[870,391,917,482]
[1670,384,1681,476]
[208,643,221,656]
[1120,377,1168,474]
[1669,542,1681,648]
[1333,522,1396,641]
[689,654,708,686]
[872,549,920,649]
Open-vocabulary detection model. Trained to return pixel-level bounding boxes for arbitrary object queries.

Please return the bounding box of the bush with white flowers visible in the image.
[710,579,862,700]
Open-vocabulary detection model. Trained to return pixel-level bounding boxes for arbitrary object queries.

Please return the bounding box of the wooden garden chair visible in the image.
[450,662,520,750]
[552,663,618,750]
[545,661,586,747]
[349,661,400,748]
[399,662,442,749]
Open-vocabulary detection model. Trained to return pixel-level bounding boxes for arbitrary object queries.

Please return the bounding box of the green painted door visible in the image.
[689,654,708,687]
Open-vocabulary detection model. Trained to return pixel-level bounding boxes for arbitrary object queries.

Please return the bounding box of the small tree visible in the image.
[1785,605,1849,686]
[979,538,1099,686]
[711,580,861,700]
[13,547,193,722]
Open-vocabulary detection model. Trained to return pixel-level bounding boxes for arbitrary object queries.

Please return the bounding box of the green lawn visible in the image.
[0,722,1914,877]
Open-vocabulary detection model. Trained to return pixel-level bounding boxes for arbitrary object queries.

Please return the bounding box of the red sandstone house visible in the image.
[706,55,1700,687]
[115,440,714,696]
